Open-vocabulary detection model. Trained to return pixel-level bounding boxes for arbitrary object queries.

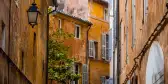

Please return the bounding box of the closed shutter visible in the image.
[82,64,88,84]
[102,34,106,59]
[89,40,95,58]
[92,41,96,58]
[106,34,109,61]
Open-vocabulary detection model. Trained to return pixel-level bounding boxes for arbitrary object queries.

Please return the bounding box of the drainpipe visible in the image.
[113,0,119,84]
[86,24,92,84]
[8,0,11,83]
[116,0,120,84]
[46,4,57,84]
[86,25,92,65]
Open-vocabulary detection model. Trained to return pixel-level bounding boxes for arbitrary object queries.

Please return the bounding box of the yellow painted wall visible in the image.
[89,60,109,84]
[89,1,107,19]
[88,1,109,84]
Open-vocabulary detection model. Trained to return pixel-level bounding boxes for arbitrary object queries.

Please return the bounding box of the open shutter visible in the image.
[106,34,109,61]
[102,34,106,59]
[93,41,96,58]
[82,64,88,84]
[89,40,95,58]
[89,41,91,57]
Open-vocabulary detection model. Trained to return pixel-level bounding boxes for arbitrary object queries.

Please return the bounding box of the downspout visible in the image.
[8,0,11,83]
[46,5,57,84]
[86,24,92,84]
[86,25,92,65]
[112,0,116,84]
[46,11,49,84]
[116,0,120,84]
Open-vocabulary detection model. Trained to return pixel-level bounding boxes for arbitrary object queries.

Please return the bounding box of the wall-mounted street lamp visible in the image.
[27,2,40,28]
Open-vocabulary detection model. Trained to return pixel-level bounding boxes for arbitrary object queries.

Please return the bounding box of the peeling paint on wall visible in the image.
[57,0,89,19]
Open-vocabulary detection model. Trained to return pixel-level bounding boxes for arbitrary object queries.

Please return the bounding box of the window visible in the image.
[82,64,88,84]
[75,64,79,84]
[72,64,80,84]
[33,33,36,56]
[1,21,5,51]
[104,8,108,21]
[143,0,148,23]
[100,76,106,84]
[102,33,109,61]
[58,19,62,29]
[127,80,131,84]
[132,0,136,48]
[75,25,81,39]
[89,40,98,59]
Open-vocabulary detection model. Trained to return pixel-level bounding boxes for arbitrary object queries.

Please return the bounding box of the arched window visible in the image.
[146,42,164,84]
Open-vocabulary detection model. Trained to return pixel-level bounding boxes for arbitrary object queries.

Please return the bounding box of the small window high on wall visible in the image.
[58,19,62,29]
[1,21,5,51]
[75,25,81,39]
[104,8,109,21]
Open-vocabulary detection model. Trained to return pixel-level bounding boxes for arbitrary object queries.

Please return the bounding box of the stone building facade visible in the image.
[118,0,168,84]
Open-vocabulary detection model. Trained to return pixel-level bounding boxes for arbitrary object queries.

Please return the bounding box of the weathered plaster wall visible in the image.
[7,0,48,84]
[57,0,89,19]
[49,14,90,64]
[49,14,91,84]
[0,0,10,54]
[88,1,110,84]
[89,60,109,84]
[119,0,168,84]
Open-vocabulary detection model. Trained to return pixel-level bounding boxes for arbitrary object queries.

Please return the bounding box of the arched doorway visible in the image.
[146,42,164,84]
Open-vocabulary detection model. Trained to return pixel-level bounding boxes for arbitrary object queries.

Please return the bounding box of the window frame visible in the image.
[89,40,96,58]
[75,25,81,39]
[58,18,62,29]
[101,33,109,61]
[104,8,109,21]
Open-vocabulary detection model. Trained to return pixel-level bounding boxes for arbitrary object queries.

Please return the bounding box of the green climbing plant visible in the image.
[48,29,81,84]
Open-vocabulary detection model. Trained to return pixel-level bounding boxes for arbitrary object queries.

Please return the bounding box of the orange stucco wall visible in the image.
[49,13,91,84]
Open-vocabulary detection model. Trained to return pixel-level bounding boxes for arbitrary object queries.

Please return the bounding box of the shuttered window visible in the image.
[102,33,109,61]
[89,40,95,58]
[106,34,109,61]
[102,34,106,59]
[132,0,136,48]
[82,64,88,84]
